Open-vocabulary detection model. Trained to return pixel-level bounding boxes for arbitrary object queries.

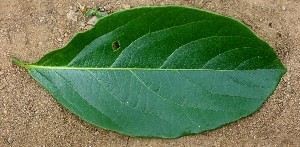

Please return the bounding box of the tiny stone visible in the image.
[123,4,131,9]
[64,33,68,37]
[276,32,282,37]
[282,6,286,11]
[3,110,7,115]
[0,85,5,90]
[57,38,63,42]
[7,137,14,144]
[268,22,272,27]
[47,8,54,14]
[287,83,292,92]
[39,17,45,22]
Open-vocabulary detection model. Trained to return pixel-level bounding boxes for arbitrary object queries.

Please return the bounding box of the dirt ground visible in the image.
[0,0,299,146]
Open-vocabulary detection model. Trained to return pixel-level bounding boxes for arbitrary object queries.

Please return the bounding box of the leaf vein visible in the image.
[111,19,218,67]
[176,71,256,100]
[129,70,218,126]
[87,70,176,126]
[52,70,122,128]
[202,47,253,68]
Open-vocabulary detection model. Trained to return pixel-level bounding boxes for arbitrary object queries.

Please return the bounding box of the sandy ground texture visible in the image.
[1,0,299,146]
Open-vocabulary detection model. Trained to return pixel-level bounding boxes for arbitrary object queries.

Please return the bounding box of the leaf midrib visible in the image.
[21,65,285,72]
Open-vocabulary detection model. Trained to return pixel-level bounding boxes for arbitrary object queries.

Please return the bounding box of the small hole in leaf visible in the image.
[112,41,120,51]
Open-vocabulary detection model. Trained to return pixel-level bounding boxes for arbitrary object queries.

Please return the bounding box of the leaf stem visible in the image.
[12,57,28,68]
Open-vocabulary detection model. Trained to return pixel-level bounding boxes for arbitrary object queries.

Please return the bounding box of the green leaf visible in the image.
[95,11,104,18]
[13,6,286,138]
[85,7,104,18]
[84,9,95,17]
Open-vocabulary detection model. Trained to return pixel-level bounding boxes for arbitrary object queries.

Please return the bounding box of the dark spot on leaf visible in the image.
[112,41,120,51]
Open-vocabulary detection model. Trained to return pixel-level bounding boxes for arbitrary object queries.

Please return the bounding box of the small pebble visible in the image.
[7,137,14,144]
[282,6,286,11]
[64,33,68,37]
[57,38,63,42]
[123,4,131,9]
[3,109,8,115]
[287,82,292,92]
[0,85,5,90]
[47,8,54,14]
[39,17,45,23]
[268,22,272,27]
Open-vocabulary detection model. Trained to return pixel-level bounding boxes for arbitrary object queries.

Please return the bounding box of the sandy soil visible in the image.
[1,0,299,146]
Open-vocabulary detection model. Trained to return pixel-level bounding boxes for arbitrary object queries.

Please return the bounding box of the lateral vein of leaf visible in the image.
[234,56,265,70]
[33,70,86,115]
[54,70,123,126]
[202,47,253,68]
[110,19,218,67]
[130,70,182,106]
[110,20,214,67]
[36,69,124,130]
[70,10,175,67]
[129,70,250,129]
[176,71,257,99]
[147,9,173,33]
[61,71,122,122]
[46,11,149,66]
[160,36,252,68]
[224,72,266,89]
[87,70,176,126]
[130,70,200,127]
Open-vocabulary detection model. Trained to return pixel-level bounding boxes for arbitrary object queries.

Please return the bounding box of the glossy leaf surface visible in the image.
[13,6,286,138]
